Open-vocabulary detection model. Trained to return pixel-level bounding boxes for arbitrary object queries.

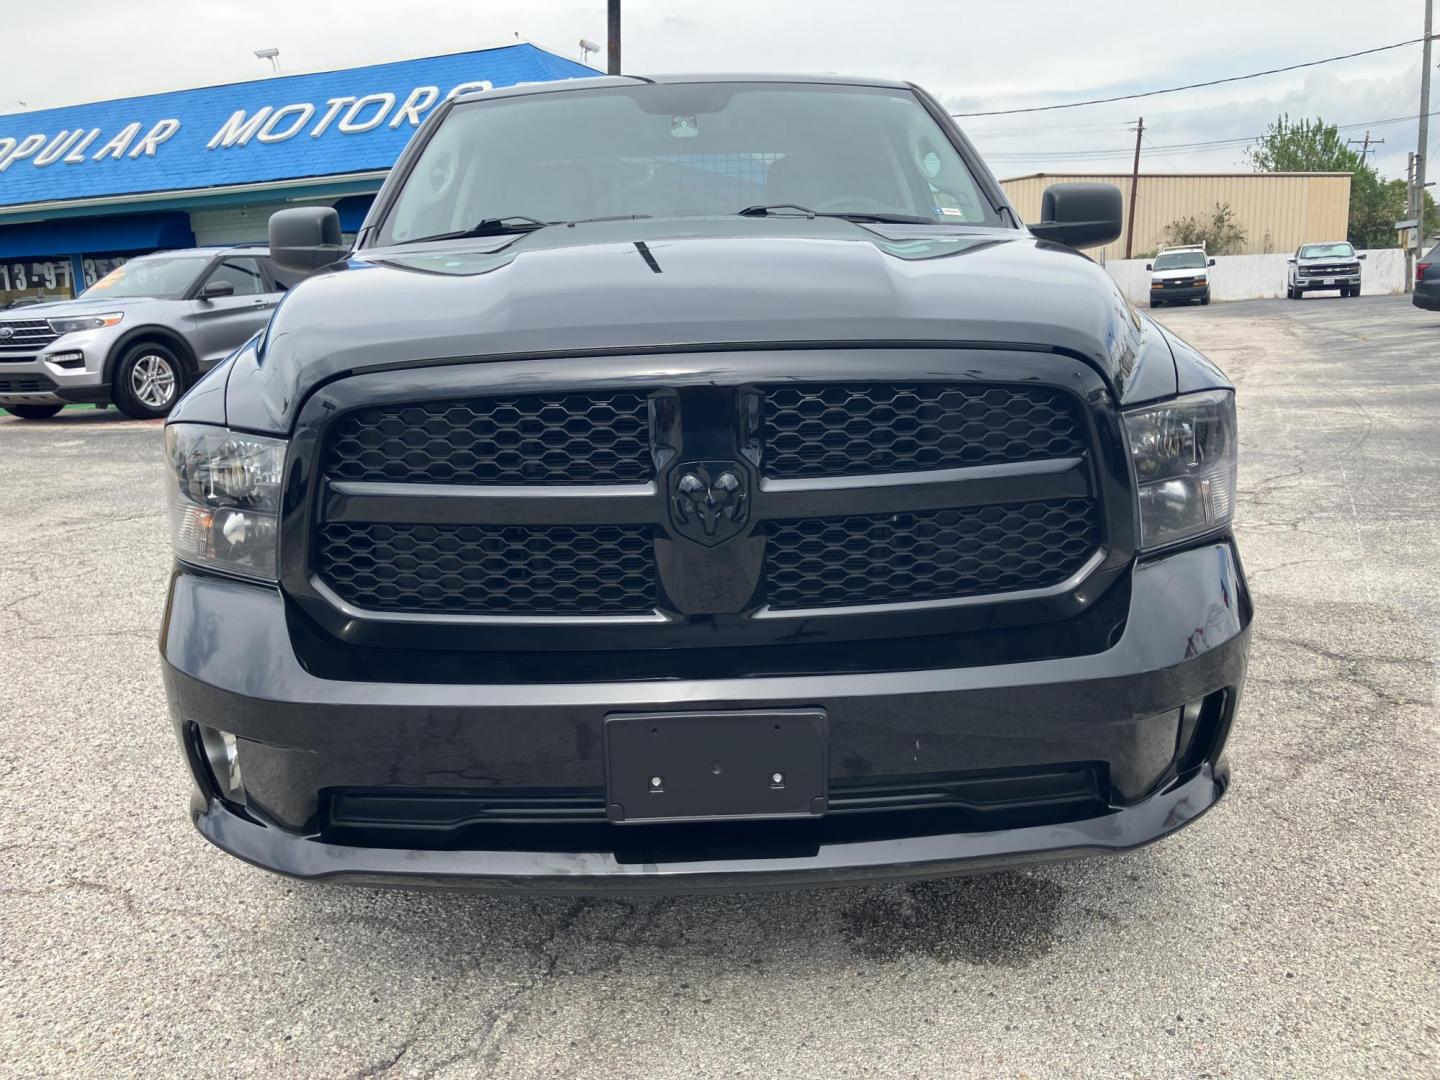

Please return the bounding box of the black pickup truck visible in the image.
[160,75,1250,892]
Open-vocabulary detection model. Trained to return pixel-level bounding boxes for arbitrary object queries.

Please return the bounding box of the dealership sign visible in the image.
[0,44,595,210]
[0,79,493,173]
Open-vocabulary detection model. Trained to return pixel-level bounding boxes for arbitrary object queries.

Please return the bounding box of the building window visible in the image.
[1,257,75,308]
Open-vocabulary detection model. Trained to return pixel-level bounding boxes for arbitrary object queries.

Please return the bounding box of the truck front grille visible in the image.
[762,383,1085,478]
[0,319,59,354]
[318,522,655,615]
[326,391,652,486]
[765,499,1098,610]
[306,371,1109,633]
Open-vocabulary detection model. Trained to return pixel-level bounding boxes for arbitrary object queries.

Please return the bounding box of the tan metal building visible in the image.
[999,172,1352,262]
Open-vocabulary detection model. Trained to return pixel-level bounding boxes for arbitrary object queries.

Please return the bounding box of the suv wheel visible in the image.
[113,343,186,420]
[2,404,64,420]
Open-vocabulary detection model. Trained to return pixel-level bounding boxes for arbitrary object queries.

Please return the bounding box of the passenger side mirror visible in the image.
[1144,263,1153,271]
[1208,258,1216,266]
[268,207,347,274]
[1028,183,1123,250]
[199,280,235,299]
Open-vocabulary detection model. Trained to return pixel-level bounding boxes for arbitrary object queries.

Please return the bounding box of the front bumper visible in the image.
[1296,274,1361,290]
[1151,284,1208,302]
[0,343,107,405]
[161,541,1251,893]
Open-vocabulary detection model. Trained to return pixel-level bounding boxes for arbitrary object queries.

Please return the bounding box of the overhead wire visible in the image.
[950,38,1427,117]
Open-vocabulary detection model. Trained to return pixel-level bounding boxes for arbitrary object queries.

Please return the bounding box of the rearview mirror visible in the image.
[199,280,235,299]
[268,207,347,274]
[1027,183,1123,250]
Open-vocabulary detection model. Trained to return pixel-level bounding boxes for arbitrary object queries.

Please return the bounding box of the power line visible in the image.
[980,109,1440,161]
[952,38,1427,117]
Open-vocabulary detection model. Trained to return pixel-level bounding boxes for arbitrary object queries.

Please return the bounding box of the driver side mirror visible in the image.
[1358,253,1367,260]
[1028,183,1123,250]
[1287,257,1297,264]
[268,206,347,274]
[199,279,235,299]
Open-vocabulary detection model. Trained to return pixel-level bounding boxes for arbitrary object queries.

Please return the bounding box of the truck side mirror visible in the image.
[1208,258,1216,266]
[1028,183,1123,250]
[269,207,347,274]
[1358,253,1367,260]
[1287,256,1297,264]
[1144,263,1153,271]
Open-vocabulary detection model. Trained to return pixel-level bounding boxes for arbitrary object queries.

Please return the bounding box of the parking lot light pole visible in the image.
[608,0,621,75]
[1414,0,1432,279]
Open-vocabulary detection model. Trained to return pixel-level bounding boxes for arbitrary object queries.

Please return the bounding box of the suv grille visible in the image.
[766,499,1098,610]
[0,319,59,354]
[318,522,655,615]
[326,391,652,486]
[762,383,1085,478]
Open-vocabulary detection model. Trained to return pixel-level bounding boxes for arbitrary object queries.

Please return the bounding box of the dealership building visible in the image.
[0,43,596,308]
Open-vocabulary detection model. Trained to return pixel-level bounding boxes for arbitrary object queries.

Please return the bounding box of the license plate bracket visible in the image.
[604,709,828,824]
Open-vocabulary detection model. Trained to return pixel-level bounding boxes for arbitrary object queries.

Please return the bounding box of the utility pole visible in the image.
[1413,0,1433,282]
[1406,152,1418,291]
[1346,131,1384,162]
[1125,117,1143,259]
[607,0,622,75]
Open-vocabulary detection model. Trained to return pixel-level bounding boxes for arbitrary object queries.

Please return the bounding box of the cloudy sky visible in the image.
[2,0,1433,182]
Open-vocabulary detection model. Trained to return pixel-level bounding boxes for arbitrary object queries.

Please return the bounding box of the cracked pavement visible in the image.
[2,295,1438,1079]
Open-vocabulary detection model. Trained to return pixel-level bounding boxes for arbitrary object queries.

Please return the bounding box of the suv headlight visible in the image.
[48,312,123,334]
[166,424,285,581]
[1124,389,1237,550]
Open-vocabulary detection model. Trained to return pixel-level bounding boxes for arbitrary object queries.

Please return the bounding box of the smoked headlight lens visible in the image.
[1124,389,1236,550]
[47,312,123,334]
[165,424,285,581]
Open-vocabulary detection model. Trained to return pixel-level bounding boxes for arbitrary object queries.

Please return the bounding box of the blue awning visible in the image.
[0,210,194,258]
[334,194,376,232]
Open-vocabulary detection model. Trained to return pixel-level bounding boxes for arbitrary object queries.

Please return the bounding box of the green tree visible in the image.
[1249,114,1435,248]
[1162,202,1248,255]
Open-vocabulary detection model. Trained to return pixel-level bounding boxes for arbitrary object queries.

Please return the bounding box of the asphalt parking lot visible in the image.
[2,294,1438,1079]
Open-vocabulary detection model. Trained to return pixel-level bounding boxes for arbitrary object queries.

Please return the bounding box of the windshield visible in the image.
[1154,251,1207,270]
[379,83,998,244]
[83,254,210,299]
[1299,242,1355,259]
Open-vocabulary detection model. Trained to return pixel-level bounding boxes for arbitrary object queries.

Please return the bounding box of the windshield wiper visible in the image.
[737,204,936,225]
[396,216,552,245]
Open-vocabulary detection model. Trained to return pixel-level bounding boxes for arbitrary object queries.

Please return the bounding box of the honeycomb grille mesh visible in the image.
[765,499,1098,610]
[324,392,652,486]
[761,383,1086,478]
[318,523,655,615]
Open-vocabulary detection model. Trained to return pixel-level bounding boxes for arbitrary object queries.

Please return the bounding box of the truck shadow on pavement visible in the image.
[271,847,1171,977]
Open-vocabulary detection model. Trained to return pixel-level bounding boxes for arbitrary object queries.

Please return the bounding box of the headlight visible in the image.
[166,424,285,581]
[48,312,123,334]
[1124,390,1237,550]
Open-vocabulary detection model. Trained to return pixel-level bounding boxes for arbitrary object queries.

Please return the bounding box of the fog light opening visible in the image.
[46,351,86,370]
[197,724,247,805]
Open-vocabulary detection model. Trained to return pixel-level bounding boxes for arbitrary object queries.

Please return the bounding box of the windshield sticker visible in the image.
[933,206,965,217]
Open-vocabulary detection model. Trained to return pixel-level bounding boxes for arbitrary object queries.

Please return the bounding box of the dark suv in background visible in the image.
[0,245,295,421]
[1415,240,1439,311]
[161,74,1250,892]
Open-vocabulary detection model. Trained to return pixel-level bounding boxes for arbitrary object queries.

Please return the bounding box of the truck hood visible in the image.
[229,218,1173,432]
